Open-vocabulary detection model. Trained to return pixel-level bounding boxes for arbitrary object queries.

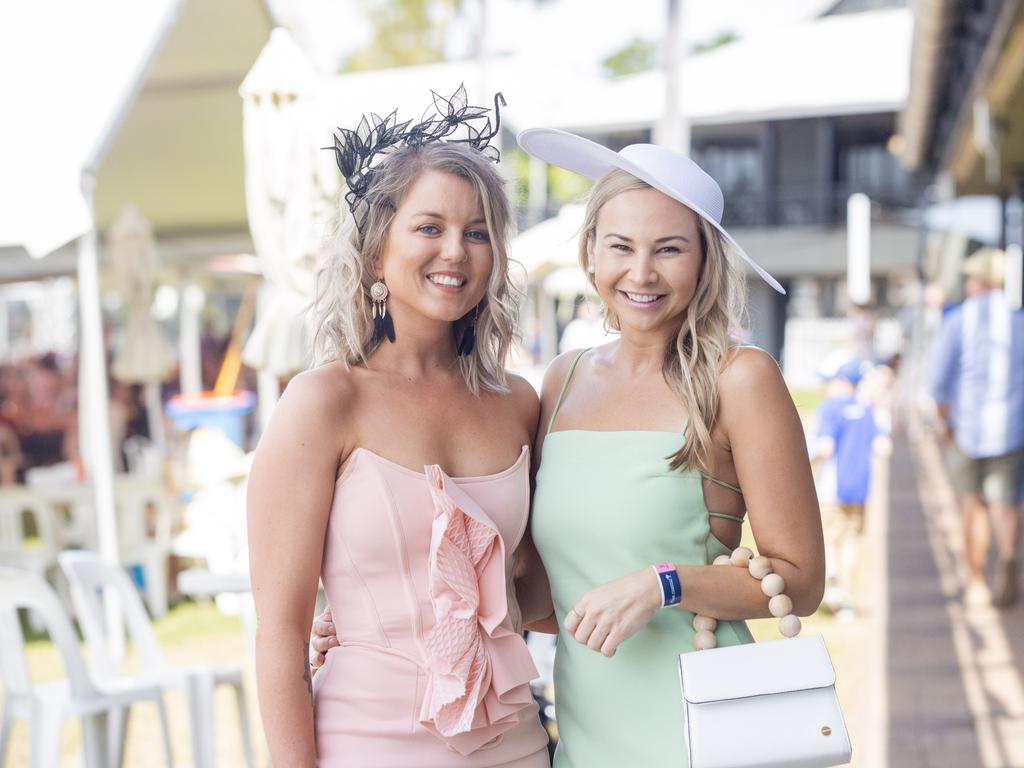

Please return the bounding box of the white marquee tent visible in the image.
[0,0,272,568]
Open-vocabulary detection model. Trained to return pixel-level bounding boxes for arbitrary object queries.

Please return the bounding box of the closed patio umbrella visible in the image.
[108,205,175,453]
[239,28,334,429]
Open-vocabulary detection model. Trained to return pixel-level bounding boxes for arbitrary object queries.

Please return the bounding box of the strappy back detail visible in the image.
[707,510,745,523]
[546,348,590,435]
[701,473,743,495]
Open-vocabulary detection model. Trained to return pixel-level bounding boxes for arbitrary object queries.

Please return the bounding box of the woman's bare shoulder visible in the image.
[717,346,794,433]
[719,346,783,392]
[283,362,356,409]
[503,372,541,438]
[270,363,359,447]
[540,349,588,403]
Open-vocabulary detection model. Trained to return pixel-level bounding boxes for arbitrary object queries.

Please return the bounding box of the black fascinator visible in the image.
[325,84,506,233]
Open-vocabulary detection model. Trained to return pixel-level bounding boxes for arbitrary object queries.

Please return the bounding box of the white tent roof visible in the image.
[316,7,912,140]
[0,1,180,257]
[528,8,913,132]
[0,0,272,263]
[313,56,590,143]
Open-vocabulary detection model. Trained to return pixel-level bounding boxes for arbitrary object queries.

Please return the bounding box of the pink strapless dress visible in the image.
[313,445,550,768]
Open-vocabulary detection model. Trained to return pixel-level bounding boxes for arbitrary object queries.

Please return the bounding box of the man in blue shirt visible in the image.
[931,247,1024,607]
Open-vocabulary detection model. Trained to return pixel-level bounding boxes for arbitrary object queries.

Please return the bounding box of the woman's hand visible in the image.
[564,568,662,657]
[309,607,339,672]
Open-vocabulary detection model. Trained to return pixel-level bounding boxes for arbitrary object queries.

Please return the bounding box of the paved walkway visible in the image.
[878,431,1024,767]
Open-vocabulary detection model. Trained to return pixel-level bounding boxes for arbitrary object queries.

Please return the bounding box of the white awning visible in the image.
[0,0,180,257]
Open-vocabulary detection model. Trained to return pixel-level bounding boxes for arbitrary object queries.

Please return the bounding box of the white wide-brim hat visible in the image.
[517,127,785,294]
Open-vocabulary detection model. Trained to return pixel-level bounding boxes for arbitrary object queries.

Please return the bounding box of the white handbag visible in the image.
[677,634,852,768]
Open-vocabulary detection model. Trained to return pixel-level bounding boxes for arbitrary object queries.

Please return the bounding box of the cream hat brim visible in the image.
[517,127,785,294]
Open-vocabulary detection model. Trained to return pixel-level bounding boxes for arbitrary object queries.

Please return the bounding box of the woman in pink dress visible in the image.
[247,89,550,767]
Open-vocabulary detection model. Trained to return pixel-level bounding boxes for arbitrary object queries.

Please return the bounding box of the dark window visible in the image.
[695,145,763,226]
[841,144,911,204]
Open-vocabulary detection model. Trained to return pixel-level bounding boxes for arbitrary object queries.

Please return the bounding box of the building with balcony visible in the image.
[512,1,921,372]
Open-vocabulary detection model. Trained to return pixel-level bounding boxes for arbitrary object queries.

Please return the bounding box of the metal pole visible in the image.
[847,193,872,306]
[179,277,204,396]
[657,0,689,153]
[77,172,118,564]
[77,171,124,660]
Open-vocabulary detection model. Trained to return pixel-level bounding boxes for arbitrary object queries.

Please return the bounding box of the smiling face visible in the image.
[588,186,704,335]
[375,168,494,330]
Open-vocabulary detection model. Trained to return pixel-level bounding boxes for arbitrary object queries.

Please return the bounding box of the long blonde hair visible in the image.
[313,142,519,395]
[578,169,747,472]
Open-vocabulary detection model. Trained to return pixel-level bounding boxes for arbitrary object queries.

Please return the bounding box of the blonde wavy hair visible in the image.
[313,142,519,395]
[579,169,747,472]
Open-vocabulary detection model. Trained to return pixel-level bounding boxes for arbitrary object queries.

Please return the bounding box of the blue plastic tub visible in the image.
[166,390,256,448]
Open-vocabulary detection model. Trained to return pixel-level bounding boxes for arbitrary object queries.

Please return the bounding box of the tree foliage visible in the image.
[601,31,740,79]
[344,0,459,72]
[601,37,658,78]
[691,31,738,54]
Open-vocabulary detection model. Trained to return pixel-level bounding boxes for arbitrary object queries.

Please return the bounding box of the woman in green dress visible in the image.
[517,129,825,767]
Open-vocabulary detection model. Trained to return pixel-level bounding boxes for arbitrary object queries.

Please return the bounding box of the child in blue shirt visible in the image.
[812,359,891,617]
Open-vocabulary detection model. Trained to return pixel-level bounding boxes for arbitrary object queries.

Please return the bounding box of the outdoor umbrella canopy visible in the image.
[510,204,586,277]
[108,206,175,453]
[240,28,334,413]
[109,206,175,384]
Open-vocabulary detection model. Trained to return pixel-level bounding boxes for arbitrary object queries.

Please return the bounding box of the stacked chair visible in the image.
[0,566,172,768]
[59,550,255,768]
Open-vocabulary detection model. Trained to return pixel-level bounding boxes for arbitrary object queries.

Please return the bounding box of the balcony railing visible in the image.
[721,182,918,228]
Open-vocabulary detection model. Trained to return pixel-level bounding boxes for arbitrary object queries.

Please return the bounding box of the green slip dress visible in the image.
[531,349,755,767]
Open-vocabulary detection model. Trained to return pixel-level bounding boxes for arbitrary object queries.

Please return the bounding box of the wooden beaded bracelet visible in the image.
[691,546,801,651]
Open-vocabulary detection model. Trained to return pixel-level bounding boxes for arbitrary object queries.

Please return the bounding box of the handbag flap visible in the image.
[679,635,836,704]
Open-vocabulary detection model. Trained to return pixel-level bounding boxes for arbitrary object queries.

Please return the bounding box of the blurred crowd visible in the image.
[0,354,81,483]
[0,321,249,486]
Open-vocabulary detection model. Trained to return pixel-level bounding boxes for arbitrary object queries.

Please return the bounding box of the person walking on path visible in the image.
[811,358,891,619]
[930,247,1024,607]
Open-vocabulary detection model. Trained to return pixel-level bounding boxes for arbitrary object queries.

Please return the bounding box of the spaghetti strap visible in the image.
[546,348,590,435]
[707,510,745,523]
[701,473,743,495]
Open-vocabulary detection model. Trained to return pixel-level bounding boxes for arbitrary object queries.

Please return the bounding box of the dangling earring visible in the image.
[457,305,479,357]
[370,280,395,343]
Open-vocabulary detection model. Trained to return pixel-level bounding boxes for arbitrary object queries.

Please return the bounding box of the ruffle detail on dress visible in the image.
[418,465,539,756]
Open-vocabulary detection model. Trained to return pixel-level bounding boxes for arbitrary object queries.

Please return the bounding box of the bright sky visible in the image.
[269,0,836,73]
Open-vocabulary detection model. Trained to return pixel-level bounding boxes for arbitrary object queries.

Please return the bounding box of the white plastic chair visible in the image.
[113,477,175,618]
[59,551,255,768]
[0,487,59,579]
[0,488,62,634]
[0,566,172,768]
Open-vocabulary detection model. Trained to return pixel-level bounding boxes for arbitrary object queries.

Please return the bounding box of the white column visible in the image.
[77,174,117,564]
[77,172,124,660]
[179,278,204,396]
[847,193,872,306]
[657,0,689,154]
